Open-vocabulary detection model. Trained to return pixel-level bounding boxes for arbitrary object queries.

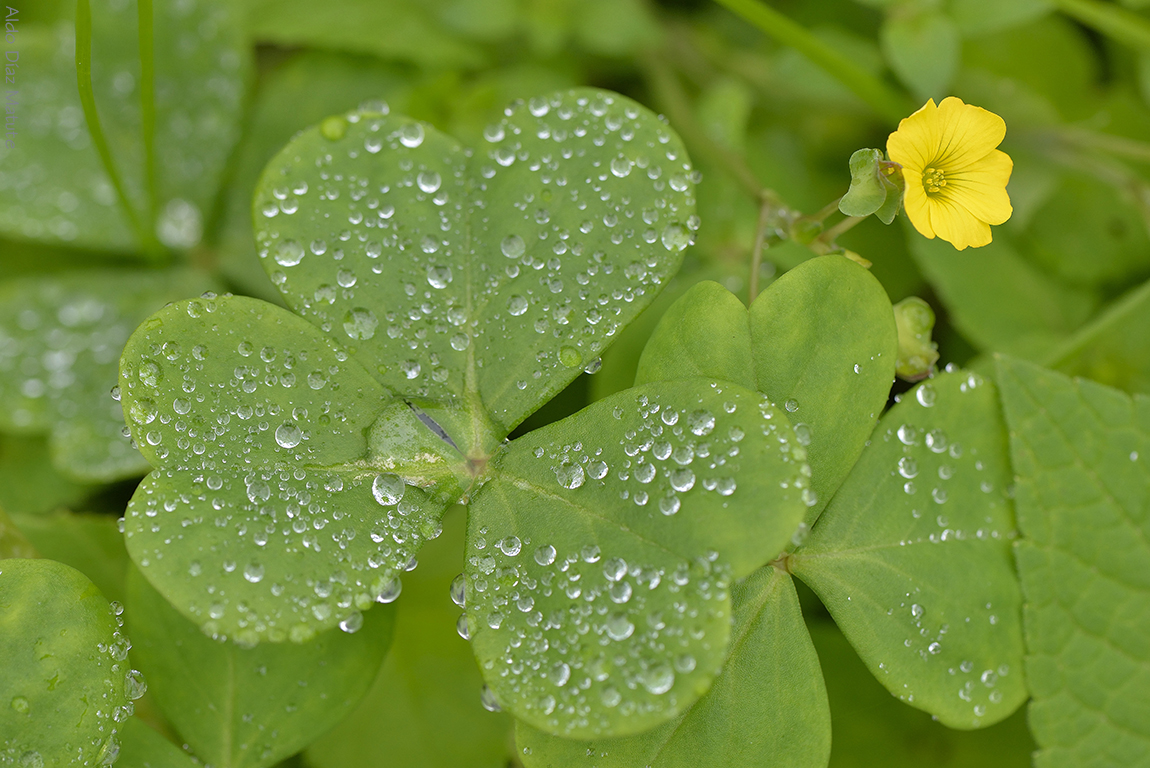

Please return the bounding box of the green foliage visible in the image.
[126,568,395,768]
[8,0,1150,764]
[0,559,135,766]
[997,356,1150,767]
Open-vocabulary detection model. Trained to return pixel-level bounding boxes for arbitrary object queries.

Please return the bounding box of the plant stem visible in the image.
[748,195,774,303]
[1041,277,1150,371]
[138,0,158,229]
[711,0,913,124]
[819,214,865,244]
[1049,0,1150,51]
[75,0,164,261]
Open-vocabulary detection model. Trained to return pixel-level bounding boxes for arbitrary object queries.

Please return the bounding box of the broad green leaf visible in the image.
[997,356,1150,768]
[305,508,512,768]
[217,52,414,300]
[808,619,1037,767]
[119,293,459,643]
[10,510,128,604]
[880,10,960,102]
[241,0,487,70]
[0,269,215,481]
[792,371,1026,728]
[126,568,395,768]
[117,718,198,768]
[637,256,899,522]
[516,568,831,768]
[252,87,697,444]
[1023,174,1150,289]
[465,379,810,737]
[0,434,94,514]
[908,230,1097,359]
[0,559,133,766]
[634,281,754,389]
[1045,277,1150,395]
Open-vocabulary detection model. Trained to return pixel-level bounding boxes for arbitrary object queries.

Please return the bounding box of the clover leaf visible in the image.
[118,88,699,652]
[0,559,137,766]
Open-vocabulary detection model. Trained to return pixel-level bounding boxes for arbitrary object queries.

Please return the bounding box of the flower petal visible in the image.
[929,195,993,250]
[934,97,1006,170]
[944,149,1013,225]
[886,99,939,174]
[902,178,935,239]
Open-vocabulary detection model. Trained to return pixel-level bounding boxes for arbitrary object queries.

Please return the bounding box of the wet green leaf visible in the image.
[0,269,215,482]
[792,371,1026,728]
[217,52,413,301]
[996,356,1150,768]
[637,256,898,522]
[252,87,696,444]
[0,559,132,766]
[809,619,1037,768]
[9,510,128,604]
[465,379,809,737]
[119,293,457,643]
[516,568,831,767]
[126,568,395,768]
[305,508,512,768]
[117,718,197,768]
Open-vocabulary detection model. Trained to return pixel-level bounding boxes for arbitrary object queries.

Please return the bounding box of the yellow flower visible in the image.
[887,97,1013,250]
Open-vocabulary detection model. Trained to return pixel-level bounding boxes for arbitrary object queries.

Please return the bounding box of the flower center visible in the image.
[922,167,947,195]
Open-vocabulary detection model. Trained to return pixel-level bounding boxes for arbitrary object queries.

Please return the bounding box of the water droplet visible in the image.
[555,462,585,490]
[559,346,582,368]
[639,663,675,694]
[372,474,406,505]
[669,468,695,492]
[417,171,442,193]
[501,234,526,259]
[688,410,715,436]
[534,544,557,566]
[605,613,634,641]
[916,383,937,407]
[507,295,528,316]
[898,456,918,479]
[450,573,467,607]
[343,308,378,340]
[610,156,633,177]
[10,696,29,714]
[498,536,522,556]
[275,423,302,449]
[340,611,363,633]
[320,115,348,140]
[124,669,147,700]
[784,399,799,413]
[427,265,453,289]
[660,223,690,252]
[274,240,304,267]
[399,122,425,148]
[480,685,502,712]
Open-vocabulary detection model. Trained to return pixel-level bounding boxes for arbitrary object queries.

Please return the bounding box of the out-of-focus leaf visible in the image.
[997,356,1150,768]
[116,718,198,768]
[0,508,36,559]
[0,434,94,514]
[1046,277,1150,394]
[908,230,1097,359]
[0,269,215,481]
[304,509,512,768]
[949,0,1052,36]
[0,559,132,766]
[127,568,396,768]
[881,10,960,102]
[10,510,128,604]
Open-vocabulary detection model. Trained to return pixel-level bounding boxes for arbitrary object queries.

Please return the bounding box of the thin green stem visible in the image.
[819,214,865,244]
[711,0,913,124]
[138,0,158,228]
[75,0,163,261]
[748,196,774,303]
[1050,0,1150,50]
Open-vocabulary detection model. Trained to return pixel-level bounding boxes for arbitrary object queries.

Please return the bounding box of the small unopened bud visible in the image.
[893,297,939,382]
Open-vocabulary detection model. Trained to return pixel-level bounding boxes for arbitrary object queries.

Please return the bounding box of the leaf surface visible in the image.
[0,270,214,481]
[792,371,1026,728]
[0,559,132,766]
[126,567,395,768]
[253,87,697,445]
[465,379,809,737]
[119,293,456,642]
[516,568,831,768]
[636,256,898,522]
[11,510,128,604]
[116,718,198,768]
[305,508,512,768]
[997,356,1150,767]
